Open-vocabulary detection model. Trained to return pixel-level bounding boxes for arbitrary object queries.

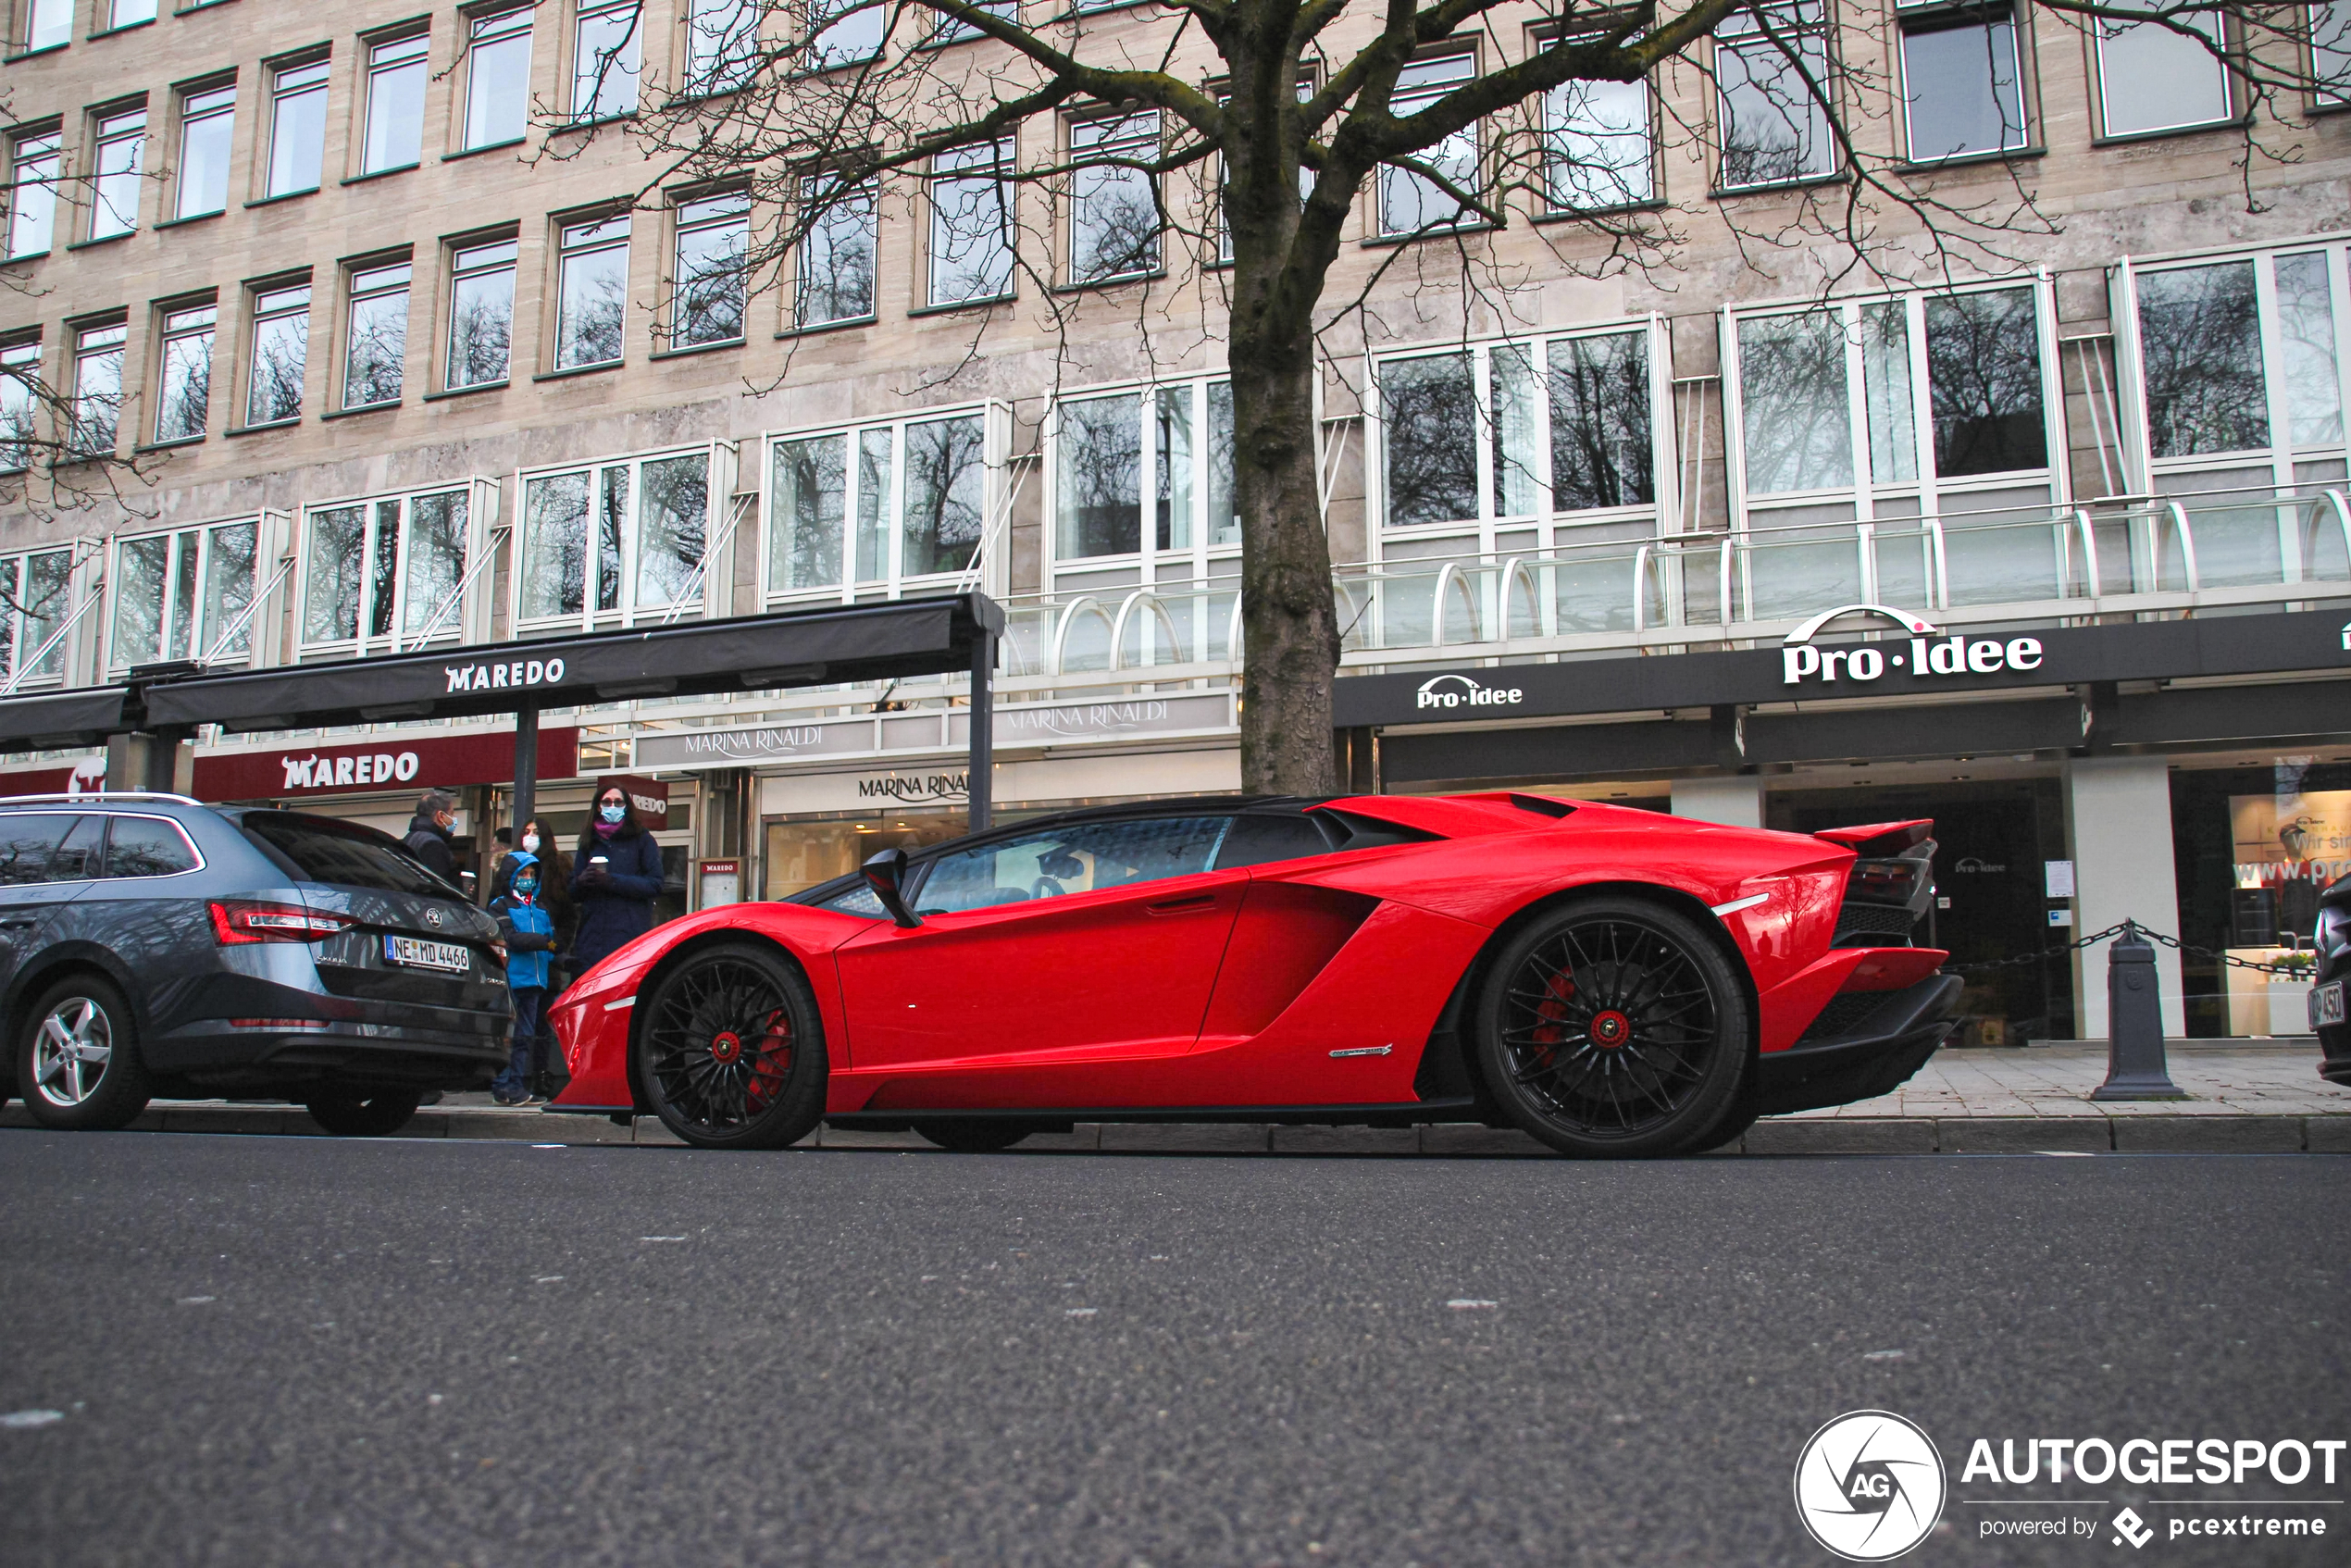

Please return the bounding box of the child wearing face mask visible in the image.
[490,853,558,1107]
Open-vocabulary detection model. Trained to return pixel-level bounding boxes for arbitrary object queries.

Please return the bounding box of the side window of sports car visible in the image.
[1212,813,1334,870]
[815,881,888,919]
[914,817,1231,915]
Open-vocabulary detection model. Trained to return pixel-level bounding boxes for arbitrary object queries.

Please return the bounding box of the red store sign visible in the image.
[193,728,580,802]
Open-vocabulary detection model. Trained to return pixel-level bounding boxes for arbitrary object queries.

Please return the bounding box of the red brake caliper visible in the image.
[744,1009,791,1111]
[1531,970,1575,1050]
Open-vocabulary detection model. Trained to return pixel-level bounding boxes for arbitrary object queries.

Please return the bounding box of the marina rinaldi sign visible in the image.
[1781,604,2045,687]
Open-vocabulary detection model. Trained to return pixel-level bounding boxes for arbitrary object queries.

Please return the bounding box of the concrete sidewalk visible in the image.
[5,1044,2345,1154]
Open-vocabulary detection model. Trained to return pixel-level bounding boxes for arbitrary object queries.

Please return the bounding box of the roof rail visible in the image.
[0,791,203,806]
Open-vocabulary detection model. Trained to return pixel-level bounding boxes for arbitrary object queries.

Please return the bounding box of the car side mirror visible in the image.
[861,847,922,928]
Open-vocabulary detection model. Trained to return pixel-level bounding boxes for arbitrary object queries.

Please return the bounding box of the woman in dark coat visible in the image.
[569,784,666,975]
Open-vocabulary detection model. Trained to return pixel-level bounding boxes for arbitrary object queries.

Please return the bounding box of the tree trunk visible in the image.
[1229,342,1340,796]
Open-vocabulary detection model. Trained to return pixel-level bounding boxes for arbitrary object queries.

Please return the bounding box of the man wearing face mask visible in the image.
[569,783,665,980]
[403,789,461,884]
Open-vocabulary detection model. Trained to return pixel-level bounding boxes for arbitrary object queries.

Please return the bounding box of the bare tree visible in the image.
[586,0,2345,793]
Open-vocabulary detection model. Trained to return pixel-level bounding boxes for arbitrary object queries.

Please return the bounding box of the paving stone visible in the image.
[1937,1117,2110,1154]
[2305,1116,2351,1151]
[1097,1123,1271,1153]
[1267,1126,1420,1155]
[1745,1118,1937,1155]
[1417,1124,1553,1157]
[2111,1116,2305,1152]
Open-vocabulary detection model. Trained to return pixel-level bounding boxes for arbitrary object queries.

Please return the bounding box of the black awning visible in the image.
[139,594,1004,733]
[0,685,130,752]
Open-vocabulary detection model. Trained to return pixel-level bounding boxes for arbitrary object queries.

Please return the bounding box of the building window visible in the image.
[154,303,215,444]
[920,0,1014,46]
[1715,0,1836,188]
[1546,74,1654,211]
[446,240,516,390]
[796,174,876,327]
[6,131,59,259]
[768,414,987,596]
[2318,3,2351,105]
[342,261,409,410]
[518,446,712,626]
[1896,0,2026,161]
[807,0,885,70]
[23,0,70,51]
[464,8,534,150]
[110,519,257,671]
[107,0,155,30]
[88,107,146,240]
[1050,383,1237,566]
[361,33,429,175]
[684,0,758,93]
[1377,53,1478,235]
[2094,1,2231,138]
[69,322,125,456]
[1068,112,1160,283]
[0,546,71,687]
[573,0,642,121]
[670,191,748,347]
[174,83,235,221]
[245,282,308,427]
[1378,330,1658,541]
[928,140,1014,306]
[302,488,472,653]
[267,59,330,198]
[554,215,628,369]
[0,339,43,473]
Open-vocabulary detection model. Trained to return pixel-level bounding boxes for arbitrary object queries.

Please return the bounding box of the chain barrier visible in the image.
[1946,919,2317,977]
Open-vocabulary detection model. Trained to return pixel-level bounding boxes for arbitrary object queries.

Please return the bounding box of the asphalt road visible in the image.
[0,1135,2343,1568]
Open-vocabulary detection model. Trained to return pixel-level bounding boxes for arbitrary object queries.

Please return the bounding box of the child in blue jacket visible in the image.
[491,852,559,1106]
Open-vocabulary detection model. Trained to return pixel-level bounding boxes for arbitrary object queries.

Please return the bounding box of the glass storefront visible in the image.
[765,808,969,899]
[2170,760,2351,1037]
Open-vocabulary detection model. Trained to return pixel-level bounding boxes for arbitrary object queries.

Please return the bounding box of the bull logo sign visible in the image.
[1780,604,2046,688]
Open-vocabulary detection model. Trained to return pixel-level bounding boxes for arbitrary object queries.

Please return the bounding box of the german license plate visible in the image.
[384,934,470,974]
[2308,980,2345,1030]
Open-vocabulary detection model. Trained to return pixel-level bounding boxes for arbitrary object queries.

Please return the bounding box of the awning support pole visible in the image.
[967,630,993,834]
[513,703,539,840]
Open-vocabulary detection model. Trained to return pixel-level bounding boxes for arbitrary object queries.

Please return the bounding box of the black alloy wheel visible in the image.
[635,942,827,1151]
[1474,896,1748,1158]
[304,1089,424,1138]
[912,1118,1045,1153]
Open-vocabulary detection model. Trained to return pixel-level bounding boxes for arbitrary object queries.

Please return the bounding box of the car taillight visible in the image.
[209,901,355,945]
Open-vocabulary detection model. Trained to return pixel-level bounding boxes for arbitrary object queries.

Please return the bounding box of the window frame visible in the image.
[339,256,412,411]
[0,542,77,690]
[679,0,758,94]
[570,0,643,124]
[6,126,62,260]
[1537,57,1661,217]
[442,233,517,392]
[1373,47,1482,240]
[264,54,331,200]
[2087,1,2237,143]
[1892,0,2034,167]
[552,211,631,370]
[1710,0,1841,193]
[242,277,311,429]
[19,0,73,54]
[68,318,126,457]
[513,441,735,633]
[106,515,264,673]
[357,28,431,178]
[84,102,147,242]
[151,298,216,445]
[296,479,496,657]
[925,137,1016,309]
[1042,379,1241,592]
[0,335,44,473]
[1064,109,1163,286]
[665,187,749,350]
[170,79,237,222]
[760,405,1008,605]
[461,6,535,151]
[791,171,878,330]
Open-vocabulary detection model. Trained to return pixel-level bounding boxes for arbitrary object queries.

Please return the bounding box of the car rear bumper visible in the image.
[145,979,509,1094]
[1754,972,1964,1117]
[2316,1021,2351,1087]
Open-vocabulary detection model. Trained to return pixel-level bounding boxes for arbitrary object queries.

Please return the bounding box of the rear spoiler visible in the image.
[1814,820,1933,857]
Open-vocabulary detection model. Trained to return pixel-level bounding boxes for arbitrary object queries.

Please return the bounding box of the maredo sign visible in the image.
[193,728,580,802]
[1781,604,2045,687]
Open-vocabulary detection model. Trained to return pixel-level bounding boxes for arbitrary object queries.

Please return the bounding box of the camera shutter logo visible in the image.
[1793,1410,1947,1562]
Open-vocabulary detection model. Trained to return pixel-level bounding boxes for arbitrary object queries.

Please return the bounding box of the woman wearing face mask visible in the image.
[568,784,666,980]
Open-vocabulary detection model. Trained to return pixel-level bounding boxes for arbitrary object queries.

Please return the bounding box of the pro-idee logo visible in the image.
[1793,1410,1947,1562]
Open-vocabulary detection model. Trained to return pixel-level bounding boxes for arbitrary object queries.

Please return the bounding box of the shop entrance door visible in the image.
[1777,779,2071,1044]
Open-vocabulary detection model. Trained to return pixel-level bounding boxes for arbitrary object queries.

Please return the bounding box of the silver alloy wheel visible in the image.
[31,997,113,1108]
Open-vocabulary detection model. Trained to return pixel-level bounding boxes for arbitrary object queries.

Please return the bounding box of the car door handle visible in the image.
[1146,894,1219,915]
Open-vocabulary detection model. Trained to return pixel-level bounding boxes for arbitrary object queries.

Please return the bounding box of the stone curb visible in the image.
[5,1103,2348,1154]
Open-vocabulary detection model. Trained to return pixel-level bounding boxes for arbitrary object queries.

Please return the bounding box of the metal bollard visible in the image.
[2092,921,2186,1101]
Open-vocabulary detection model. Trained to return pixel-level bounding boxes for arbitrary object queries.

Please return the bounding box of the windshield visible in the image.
[239,811,463,898]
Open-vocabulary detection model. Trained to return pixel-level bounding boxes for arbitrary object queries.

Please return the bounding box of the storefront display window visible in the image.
[2170,760,2351,1037]
[764,813,968,899]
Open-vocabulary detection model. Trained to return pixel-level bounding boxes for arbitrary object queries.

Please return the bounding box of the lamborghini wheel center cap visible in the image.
[709,1031,743,1065]
[1590,1010,1631,1048]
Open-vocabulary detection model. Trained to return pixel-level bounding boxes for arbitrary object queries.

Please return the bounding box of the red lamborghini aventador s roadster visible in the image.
[544,793,1959,1157]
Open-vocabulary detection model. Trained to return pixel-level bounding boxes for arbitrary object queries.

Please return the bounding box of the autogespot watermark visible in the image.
[1795,1412,2345,1558]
